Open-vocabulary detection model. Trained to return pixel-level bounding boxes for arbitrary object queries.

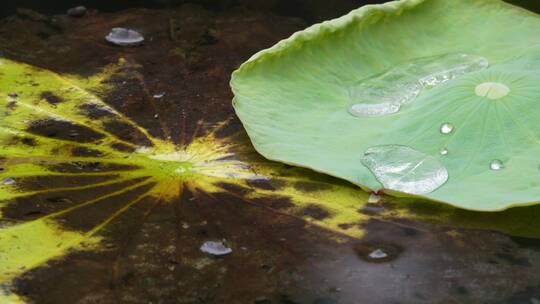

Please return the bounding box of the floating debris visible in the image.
[490,159,504,171]
[200,241,232,256]
[349,53,488,117]
[67,6,87,17]
[361,145,448,195]
[105,28,144,46]
[2,178,15,185]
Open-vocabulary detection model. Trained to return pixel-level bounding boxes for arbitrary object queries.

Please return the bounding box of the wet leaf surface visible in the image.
[0,3,540,304]
[232,0,540,211]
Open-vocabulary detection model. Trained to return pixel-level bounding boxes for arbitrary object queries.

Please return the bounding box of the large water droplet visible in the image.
[490,159,504,171]
[439,148,449,156]
[349,53,488,118]
[349,102,400,117]
[361,145,449,195]
[440,123,454,134]
[417,53,489,88]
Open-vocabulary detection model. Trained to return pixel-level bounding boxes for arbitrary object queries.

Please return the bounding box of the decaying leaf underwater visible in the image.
[0,57,382,302]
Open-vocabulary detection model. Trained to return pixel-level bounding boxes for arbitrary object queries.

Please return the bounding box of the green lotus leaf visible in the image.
[231,0,540,211]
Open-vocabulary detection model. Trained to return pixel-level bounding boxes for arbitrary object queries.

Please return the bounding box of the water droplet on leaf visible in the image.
[349,53,488,117]
[440,148,448,155]
[490,159,504,171]
[349,102,400,118]
[361,145,448,194]
[440,123,454,134]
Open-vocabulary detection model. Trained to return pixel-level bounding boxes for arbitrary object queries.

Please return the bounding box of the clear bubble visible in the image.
[105,28,144,46]
[368,248,388,259]
[200,241,232,256]
[2,177,15,185]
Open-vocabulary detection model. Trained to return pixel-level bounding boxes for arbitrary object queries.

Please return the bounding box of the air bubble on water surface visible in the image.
[361,145,448,195]
[153,92,166,99]
[368,248,388,259]
[440,123,454,135]
[490,159,504,171]
[105,28,144,46]
[200,241,232,256]
[349,53,488,118]
[2,177,15,185]
[354,242,403,263]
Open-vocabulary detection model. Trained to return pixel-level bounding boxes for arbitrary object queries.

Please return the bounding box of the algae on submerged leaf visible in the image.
[0,57,374,301]
[231,0,540,211]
